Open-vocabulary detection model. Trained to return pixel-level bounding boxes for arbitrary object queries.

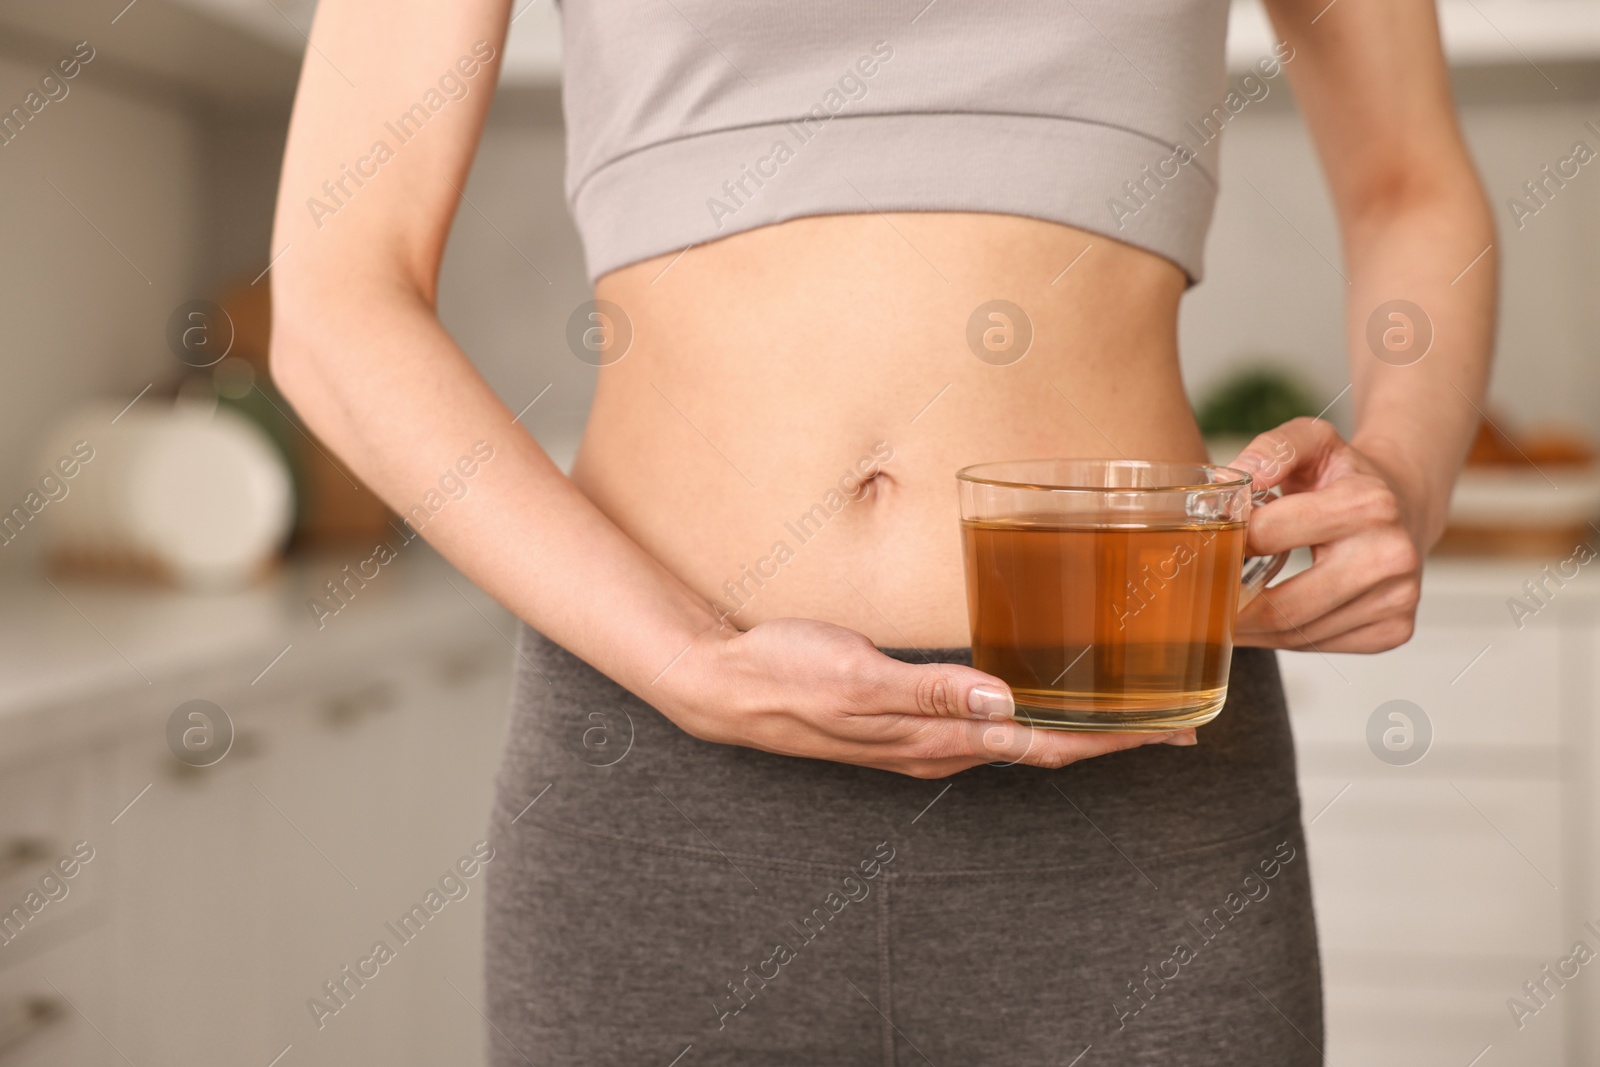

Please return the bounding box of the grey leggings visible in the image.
[483,627,1323,1066]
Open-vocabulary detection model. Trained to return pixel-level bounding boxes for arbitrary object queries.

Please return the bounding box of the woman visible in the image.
[270,0,1494,1062]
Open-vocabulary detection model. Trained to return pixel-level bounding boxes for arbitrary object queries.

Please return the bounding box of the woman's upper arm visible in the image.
[272,0,512,307]
[1261,0,1479,217]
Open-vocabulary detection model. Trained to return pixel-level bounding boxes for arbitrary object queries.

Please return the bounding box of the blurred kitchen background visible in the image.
[2,0,1600,1064]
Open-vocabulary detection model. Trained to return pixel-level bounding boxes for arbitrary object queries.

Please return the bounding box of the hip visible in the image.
[491,625,1305,875]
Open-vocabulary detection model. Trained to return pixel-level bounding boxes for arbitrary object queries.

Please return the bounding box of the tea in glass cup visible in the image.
[957,459,1287,731]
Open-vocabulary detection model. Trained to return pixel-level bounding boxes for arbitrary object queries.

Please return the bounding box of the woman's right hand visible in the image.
[660,617,1196,779]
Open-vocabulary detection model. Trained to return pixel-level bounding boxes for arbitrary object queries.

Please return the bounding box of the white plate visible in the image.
[1448,465,1600,528]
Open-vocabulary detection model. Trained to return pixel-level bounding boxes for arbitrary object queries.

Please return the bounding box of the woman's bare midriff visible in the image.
[569,212,1206,647]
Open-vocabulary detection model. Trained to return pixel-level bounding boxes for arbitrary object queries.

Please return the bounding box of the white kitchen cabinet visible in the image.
[1279,558,1600,1067]
[0,933,115,1065]
[0,744,116,1065]
[245,642,510,1067]
[104,632,509,1067]
[0,552,513,1067]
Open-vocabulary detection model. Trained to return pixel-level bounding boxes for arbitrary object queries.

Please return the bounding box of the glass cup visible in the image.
[957,458,1288,732]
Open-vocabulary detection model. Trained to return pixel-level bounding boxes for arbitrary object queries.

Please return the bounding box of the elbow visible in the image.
[266,281,321,410]
[267,265,363,415]
[264,234,435,406]
[266,339,309,414]
[1344,152,1494,239]
[265,261,371,404]
[1341,159,1496,268]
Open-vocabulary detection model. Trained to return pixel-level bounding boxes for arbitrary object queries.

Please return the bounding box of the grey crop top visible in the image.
[561,1,1242,285]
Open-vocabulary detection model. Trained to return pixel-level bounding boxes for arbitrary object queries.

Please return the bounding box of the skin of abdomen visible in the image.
[569,211,1208,647]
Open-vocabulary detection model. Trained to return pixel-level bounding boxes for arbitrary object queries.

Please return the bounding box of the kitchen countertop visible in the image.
[0,545,513,727]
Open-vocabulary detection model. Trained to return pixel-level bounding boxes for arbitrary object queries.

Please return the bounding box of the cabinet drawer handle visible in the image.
[166,727,263,780]
[0,839,56,883]
[322,682,398,727]
[0,996,65,1056]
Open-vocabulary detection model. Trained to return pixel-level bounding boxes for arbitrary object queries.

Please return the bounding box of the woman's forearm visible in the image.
[270,280,724,700]
[263,0,730,710]
[1342,180,1497,547]
[1261,0,1496,550]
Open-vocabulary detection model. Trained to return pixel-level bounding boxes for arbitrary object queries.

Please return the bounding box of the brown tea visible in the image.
[961,516,1247,730]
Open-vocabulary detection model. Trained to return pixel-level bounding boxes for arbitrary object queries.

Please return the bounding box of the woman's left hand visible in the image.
[1230,417,1429,653]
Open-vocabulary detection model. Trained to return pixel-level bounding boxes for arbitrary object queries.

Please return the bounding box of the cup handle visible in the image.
[1239,487,1290,607]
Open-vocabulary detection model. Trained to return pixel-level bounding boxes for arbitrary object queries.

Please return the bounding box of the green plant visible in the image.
[1195,364,1320,438]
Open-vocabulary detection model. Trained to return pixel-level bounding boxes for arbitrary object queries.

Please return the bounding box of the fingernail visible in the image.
[1163,730,1199,747]
[968,685,1014,721]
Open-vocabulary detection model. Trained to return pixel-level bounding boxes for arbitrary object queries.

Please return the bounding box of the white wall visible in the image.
[435,90,592,472]
[198,106,289,289]
[1181,69,1600,441]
